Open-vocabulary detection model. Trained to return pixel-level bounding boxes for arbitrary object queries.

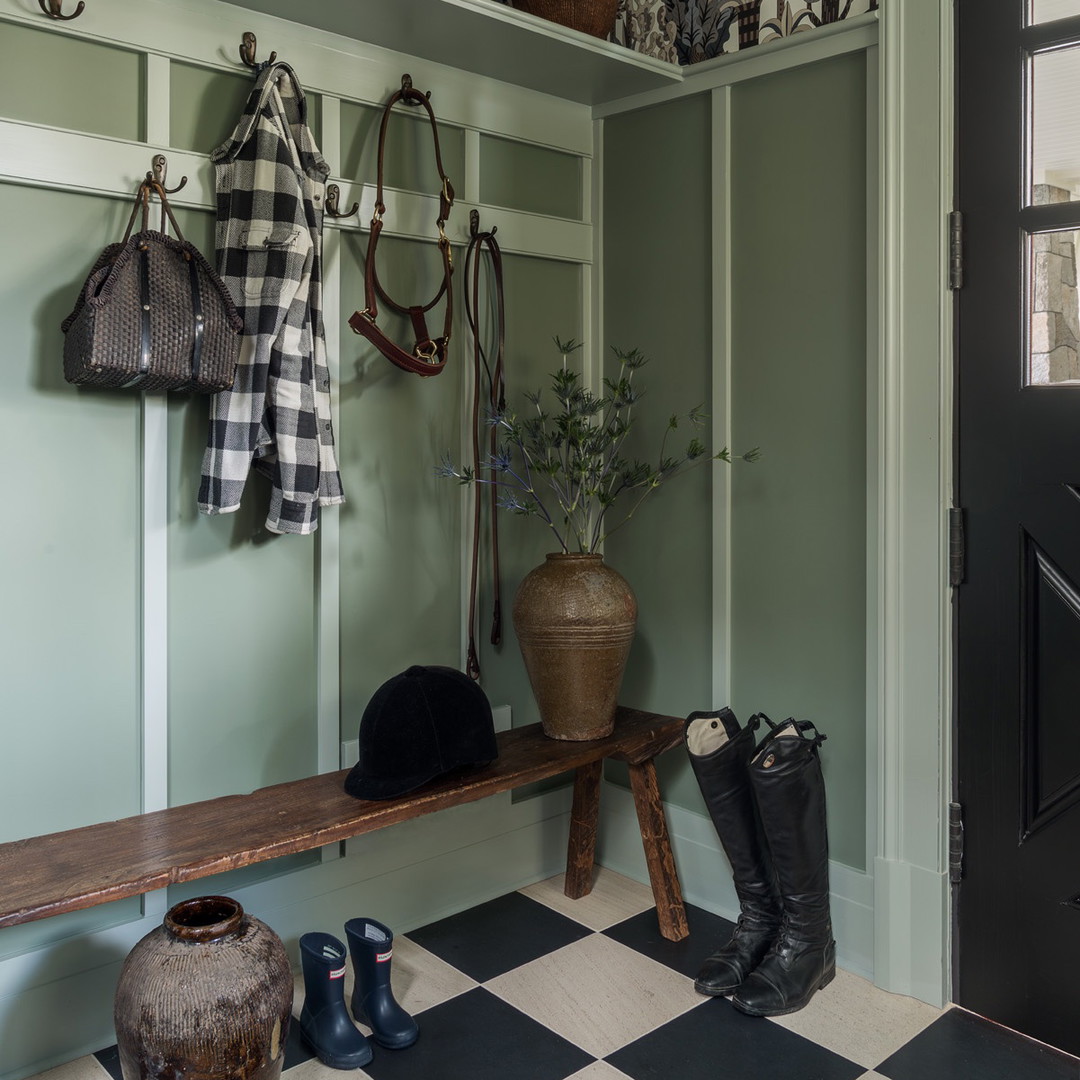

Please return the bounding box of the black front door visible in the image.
[956,0,1080,1055]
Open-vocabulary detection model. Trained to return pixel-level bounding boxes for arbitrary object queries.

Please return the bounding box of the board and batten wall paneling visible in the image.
[729,51,869,871]
[0,0,598,1073]
[601,92,715,810]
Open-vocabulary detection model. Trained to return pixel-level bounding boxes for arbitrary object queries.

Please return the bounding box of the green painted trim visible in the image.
[873,0,952,1007]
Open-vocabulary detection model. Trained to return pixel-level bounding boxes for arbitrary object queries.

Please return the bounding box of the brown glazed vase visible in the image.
[513,553,637,740]
[114,895,293,1080]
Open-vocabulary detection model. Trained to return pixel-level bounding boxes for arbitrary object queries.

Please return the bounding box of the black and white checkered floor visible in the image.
[43,870,1080,1080]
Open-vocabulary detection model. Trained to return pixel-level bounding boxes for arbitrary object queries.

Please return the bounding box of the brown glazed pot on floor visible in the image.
[513,552,637,740]
[114,895,293,1080]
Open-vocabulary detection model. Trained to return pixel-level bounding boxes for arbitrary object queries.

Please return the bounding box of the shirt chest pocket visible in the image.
[239,224,308,298]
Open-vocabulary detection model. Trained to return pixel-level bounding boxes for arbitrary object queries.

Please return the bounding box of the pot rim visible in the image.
[164,895,244,943]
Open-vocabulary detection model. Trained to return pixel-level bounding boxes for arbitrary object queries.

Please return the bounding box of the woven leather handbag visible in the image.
[61,177,243,392]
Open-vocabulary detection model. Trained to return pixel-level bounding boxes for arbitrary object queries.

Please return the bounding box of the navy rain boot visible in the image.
[345,917,419,1049]
[298,932,374,1069]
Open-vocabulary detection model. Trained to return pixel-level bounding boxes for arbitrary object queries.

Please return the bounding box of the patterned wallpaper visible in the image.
[616,0,878,64]
[504,1,878,66]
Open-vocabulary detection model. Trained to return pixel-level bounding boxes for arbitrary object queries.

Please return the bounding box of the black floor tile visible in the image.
[94,1021,312,1079]
[282,1017,315,1070]
[877,1008,1080,1080]
[606,996,864,1080]
[93,1045,121,1080]
[603,901,736,981]
[406,891,593,983]
[362,986,593,1080]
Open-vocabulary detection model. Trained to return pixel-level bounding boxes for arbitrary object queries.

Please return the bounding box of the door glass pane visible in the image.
[1031,0,1080,23]
[1031,47,1080,203]
[1028,228,1080,384]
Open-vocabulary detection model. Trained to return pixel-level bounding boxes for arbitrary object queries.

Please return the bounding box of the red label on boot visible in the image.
[330,965,347,979]
[376,949,393,963]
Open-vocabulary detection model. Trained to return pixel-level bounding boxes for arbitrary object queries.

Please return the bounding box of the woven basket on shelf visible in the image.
[514,0,619,39]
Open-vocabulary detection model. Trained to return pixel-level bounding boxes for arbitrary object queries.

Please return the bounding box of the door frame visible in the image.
[874,0,954,1007]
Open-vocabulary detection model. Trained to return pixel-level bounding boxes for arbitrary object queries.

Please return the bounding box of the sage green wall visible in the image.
[602,94,715,807]
[729,53,868,871]
[0,23,143,140]
[602,54,869,873]
[338,232,465,720]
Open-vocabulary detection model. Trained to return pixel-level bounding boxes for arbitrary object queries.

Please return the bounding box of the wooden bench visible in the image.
[0,706,690,941]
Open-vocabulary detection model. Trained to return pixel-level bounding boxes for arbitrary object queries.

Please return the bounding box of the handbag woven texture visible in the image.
[61,179,243,393]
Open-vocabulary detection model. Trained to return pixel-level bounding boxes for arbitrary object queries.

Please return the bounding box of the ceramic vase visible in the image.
[114,895,293,1080]
[512,553,637,740]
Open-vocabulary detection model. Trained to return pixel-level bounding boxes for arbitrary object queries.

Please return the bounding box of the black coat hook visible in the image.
[39,0,84,19]
[400,73,431,106]
[325,184,359,219]
[239,31,276,70]
[147,155,187,195]
[469,209,497,238]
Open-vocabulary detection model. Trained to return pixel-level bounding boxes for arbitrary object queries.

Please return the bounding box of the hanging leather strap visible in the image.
[463,210,506,680]
[348,75,455,377]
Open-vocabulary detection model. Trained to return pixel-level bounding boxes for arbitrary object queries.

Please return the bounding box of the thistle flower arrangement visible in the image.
[438,338,759,555]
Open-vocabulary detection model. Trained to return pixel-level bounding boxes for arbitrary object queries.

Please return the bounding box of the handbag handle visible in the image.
[119,178,188,246]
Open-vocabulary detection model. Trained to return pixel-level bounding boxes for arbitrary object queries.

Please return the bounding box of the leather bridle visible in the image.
[348,75,455,377]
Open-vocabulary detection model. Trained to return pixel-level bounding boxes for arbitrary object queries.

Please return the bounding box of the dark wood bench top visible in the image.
[0,706,684,929]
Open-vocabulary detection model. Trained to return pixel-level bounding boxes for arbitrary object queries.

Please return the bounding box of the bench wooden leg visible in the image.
[564,760,603,899]
[627,759,689,942]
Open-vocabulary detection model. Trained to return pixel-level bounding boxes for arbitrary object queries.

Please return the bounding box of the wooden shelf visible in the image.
[0,707,685,930]
[220,0,684,105]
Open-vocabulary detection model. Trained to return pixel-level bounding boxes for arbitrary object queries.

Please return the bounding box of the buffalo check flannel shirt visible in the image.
[198,62,345,535]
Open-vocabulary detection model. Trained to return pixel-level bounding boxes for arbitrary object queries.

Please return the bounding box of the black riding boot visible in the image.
[685,708,783,996]
[345,917,419,1049]
[298,932,374,1069]
[732,717,836,1017]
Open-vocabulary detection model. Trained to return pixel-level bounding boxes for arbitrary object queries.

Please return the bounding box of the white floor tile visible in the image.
[24,1058,111,1080]
[765,966,943,1069]
[519,867,655,931]
[485,932,701,1058]
[281,1055,374,1080]
[564,1061,637,1080]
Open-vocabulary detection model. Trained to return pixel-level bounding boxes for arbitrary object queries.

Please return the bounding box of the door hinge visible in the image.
[948,210,964,290]
[949,801,964,884]
[949,506,965,586]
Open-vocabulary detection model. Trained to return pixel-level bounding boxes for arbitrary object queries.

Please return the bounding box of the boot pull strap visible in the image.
[749,712,777,732]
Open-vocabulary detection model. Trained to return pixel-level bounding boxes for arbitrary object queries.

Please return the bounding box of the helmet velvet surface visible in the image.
[344,666,497,800]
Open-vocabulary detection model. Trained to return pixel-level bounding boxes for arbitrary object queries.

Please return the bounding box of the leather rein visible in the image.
[464,210,506,680]
[348,75,455,377]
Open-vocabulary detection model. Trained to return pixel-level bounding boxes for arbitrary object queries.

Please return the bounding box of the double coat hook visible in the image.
[39,0,84,19]
[239,31,276,71]
[147,155,187,195]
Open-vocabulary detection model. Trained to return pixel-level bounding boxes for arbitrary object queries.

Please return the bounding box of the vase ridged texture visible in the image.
[114,896,293,1080]
[512,553,637,741]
